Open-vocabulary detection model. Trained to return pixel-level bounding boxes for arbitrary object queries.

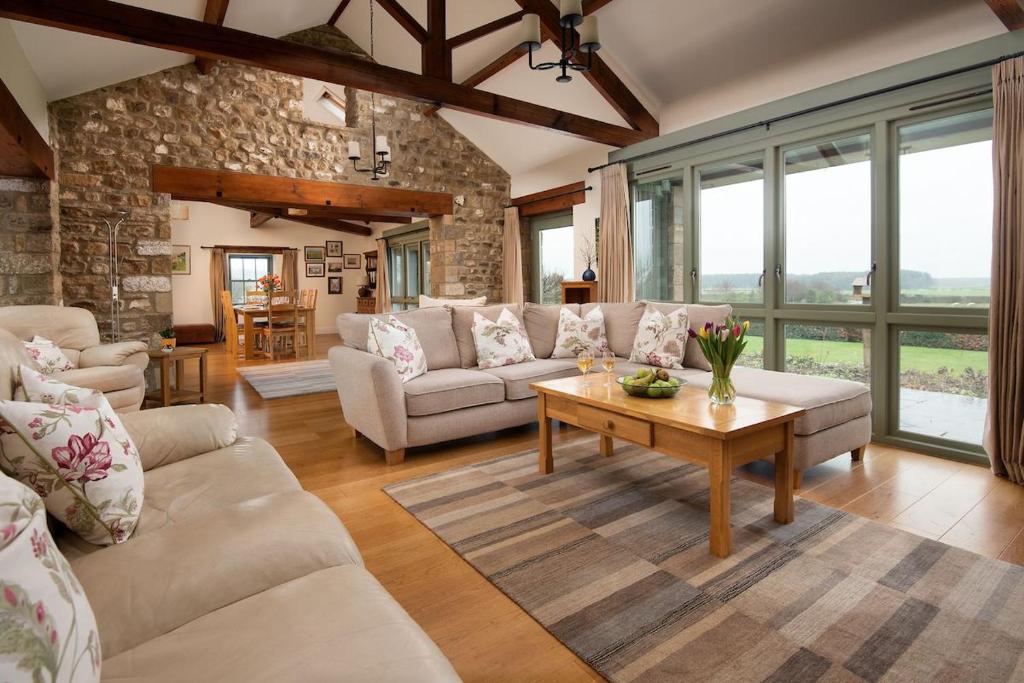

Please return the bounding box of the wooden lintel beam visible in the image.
[985,0,1024,30]
[0,76,55,179]
[328,0,352,26]
[195,0,230,74]
[377,0,427,43]
[250,211,273,227]
[0,0,648,147]
[512,181,587,217]
[448,10,526,50]
[423,0,450,80]
[282,215,373,236]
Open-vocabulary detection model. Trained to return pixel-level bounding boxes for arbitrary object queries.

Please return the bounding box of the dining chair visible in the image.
[256,290,303,360]
[296,288,318,354]
[220,290,246,358]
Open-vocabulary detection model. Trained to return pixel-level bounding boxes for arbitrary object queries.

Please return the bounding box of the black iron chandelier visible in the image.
[347,0,392,180]
[518,0,601,83]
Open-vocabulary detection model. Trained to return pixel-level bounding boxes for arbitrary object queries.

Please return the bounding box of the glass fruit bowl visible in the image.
[616,375,686,399]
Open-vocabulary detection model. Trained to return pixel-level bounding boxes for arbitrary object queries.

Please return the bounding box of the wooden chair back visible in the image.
[267,290,299,333]
[220,290,241,356]
[300,288,318,310]
[245,289,266,305]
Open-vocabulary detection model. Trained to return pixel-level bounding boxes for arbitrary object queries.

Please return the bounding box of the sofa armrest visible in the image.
[79,341,149,369]
[328,345,407,451]
[119,403,238,471]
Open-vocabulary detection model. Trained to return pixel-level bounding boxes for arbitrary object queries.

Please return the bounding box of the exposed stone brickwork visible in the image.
[0,176,60,306]
[48,24,509,343]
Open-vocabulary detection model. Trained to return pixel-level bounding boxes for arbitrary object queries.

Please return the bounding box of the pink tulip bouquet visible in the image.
[688,318,750,404]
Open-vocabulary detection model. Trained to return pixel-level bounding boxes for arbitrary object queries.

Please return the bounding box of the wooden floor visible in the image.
[189,334,1024,682]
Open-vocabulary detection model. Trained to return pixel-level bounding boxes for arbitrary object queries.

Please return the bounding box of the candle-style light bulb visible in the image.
[347,141,360,159]
[559,0,583,27]
[578,16,600,52]
[518,14,541,51]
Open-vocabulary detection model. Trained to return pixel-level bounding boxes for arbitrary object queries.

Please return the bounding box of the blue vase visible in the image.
[582,268,596,281]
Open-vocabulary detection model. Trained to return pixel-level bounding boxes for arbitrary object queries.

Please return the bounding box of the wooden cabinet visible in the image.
[356,297,375,314]
[561,280,597,304]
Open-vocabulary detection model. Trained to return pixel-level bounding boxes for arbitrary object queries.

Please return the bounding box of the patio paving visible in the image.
[899,388,986,445]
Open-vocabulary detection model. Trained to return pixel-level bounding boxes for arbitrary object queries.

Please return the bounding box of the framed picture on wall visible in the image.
[343,253,362,269]
[170,245,190,275]
[305,246,325,261]
[306,262,325,278]
[328,276,343,295]
[326,240,343,258]
[327,261,344,273]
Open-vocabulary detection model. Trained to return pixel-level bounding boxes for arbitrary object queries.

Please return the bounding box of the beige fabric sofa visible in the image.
[332,302,871,483]
[0,305,149,411]
[0,329,460,682]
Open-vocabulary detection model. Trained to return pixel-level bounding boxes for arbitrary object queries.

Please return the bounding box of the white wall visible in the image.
[170,201,377,334]
[0,19,49,141]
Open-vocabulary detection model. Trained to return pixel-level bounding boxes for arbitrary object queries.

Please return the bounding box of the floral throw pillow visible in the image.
[22,337,74,375]
[472,308,536,369]
[551,306,610,358]
[630,305,689,369]
[367,316,428,383]
[0,369,145,546]
[0,473,102,682]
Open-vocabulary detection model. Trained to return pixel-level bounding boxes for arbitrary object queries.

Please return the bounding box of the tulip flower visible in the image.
[687,328,697,339]
[742,320,750,333]
[732,324,741,338]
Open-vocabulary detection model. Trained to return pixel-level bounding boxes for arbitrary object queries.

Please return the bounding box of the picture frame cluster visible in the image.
[305,240,359,294]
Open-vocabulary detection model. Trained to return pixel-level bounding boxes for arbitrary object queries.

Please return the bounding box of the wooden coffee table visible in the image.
[530,375,806,558]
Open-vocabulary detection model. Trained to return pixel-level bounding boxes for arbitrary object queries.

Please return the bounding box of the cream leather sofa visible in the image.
[0,305,148,411]
[0,329,460,682]
[331,302,871,483]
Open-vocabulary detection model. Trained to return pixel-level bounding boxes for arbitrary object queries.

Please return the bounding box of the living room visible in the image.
[1,0,1023,681]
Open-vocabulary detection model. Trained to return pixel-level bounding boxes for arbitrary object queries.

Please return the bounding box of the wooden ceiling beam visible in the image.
[423,0,450,80]
[0,0,647,147]
[195,0,230,74]
[377,0,427,43]
[448,10,526,50]
[328,0,352,26]
[423,43,527,116]
[0,76,54,179]
[511,180,587,217]
[250,211,273,227]
[582,0,617,13]
[984,0,1024,30]
[279,214,373,235]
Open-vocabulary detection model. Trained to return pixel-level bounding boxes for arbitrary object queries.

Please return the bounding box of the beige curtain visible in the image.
[375,238,391,314]
[598,164,634,302]
[502,207,525,306]
[985,57,1024,484]
[281,249,299,292]
[209,247,227,342]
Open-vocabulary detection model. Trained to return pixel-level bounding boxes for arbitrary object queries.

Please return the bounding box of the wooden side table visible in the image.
[561,280,598,304]
[146,347,208,408]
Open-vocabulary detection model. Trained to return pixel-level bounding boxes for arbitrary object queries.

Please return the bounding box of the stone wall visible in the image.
[0,176,60,306]
[48,24,509,343]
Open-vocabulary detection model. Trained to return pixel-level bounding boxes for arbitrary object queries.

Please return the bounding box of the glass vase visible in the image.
[708,371,736,405]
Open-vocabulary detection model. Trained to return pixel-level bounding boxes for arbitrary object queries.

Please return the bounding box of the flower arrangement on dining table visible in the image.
[688,318,750,405]
[256,273,282,298]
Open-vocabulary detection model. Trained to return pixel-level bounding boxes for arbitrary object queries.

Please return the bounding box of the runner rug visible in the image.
[237,360,335,399]
[384,436,1024,682]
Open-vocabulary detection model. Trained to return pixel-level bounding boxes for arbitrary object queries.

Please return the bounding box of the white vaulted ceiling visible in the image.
[6,0,1007,180]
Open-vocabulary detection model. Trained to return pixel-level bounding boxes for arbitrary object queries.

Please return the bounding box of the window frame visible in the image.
[227,253,274,305]
[387,228,430,310]
[530,210,575,304]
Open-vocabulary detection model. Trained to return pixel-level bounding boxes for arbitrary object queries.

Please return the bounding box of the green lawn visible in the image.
[741,336,987,375]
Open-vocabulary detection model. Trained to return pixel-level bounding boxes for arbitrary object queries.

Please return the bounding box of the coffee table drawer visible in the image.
[578,405,652,446]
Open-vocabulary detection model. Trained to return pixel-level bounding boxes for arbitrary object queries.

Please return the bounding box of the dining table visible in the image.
[232,303,316,360]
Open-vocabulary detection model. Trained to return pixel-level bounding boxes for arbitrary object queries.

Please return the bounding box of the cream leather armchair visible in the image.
[0,305,148,411]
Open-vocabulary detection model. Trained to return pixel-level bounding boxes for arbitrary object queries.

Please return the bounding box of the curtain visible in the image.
[985,57,1024,484]
[375,238,391,313]
[281,248,299,293]
[209,247,227,342]
[502,207,525,306]
[598,164,634,302]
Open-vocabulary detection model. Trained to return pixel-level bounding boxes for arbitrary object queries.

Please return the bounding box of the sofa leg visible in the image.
[851,446,863,462]
[793,470,802,490]
[352,428,361,439]
[385,449,405,465]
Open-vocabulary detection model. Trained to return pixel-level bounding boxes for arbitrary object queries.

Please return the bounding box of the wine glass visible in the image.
[577,350,594,386]
[602,350,616,384]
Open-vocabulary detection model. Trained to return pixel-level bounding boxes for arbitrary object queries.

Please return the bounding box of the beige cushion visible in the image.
[523,303,578,359]
[0,305,102,350]
[337,308,460,370]
[419,294,485,308]
[648,302,732,371]
[403,368,505,417]
[480,358,578,400]
[71,490,363,659]
[102,384,146,413]
[101,565,461,683]
[78,341,149,368]
[452,303,524,368]
[582,302,646,358]
[120,404,238,471]
[52,364,143,393]
[685,367,872,435]
[0,328,31,400]
[407,398,536,448]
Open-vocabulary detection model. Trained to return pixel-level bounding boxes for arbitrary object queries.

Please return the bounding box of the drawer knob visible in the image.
[604,420,614,430]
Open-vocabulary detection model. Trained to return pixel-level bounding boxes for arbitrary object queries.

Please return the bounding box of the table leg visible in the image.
[306,310,316,356]
[538,393,553,474]
[600,434,614,457]
[774,421,795,524]
[199,353,207,403]
[160,357,171,407]
[243,313,254,360]
[174,359,184,390]
[708,442,731,558]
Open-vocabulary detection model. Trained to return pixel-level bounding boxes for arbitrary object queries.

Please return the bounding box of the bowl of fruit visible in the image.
[617,368,685,398]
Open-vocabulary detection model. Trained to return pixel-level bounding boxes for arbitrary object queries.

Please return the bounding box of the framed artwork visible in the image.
[328,276,343,295]
[326,240,343,258]
[306,262,325,278]
[343,253,362,269]
[170,245,191,275]
[327,261,344,273]
[305,245,326,261]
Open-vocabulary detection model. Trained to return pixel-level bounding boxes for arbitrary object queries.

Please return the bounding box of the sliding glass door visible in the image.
[531,211,575,304]
[388,229,430,310]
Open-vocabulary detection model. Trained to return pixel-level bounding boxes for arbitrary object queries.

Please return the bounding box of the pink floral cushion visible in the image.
[630,305,689,369]
[551,306,610,358]
[472,308,536,369]
[367,316,428,383]
[0,367,144,545]
[22,336,74,375]
[0,473,101,682]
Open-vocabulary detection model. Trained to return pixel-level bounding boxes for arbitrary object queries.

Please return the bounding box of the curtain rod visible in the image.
[586,49,1024,175]
[200,245,298,252]
[506,185,593,208]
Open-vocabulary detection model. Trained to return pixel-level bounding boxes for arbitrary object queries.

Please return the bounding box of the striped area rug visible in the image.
[237,360,336,399]
[384,436,1024,682]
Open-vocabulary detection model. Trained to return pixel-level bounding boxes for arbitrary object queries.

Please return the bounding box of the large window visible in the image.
[633,178,683,302]
[228,254,273,304]
[531,212,575,304]
[388,229,430,311]
[698,158,763,303]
